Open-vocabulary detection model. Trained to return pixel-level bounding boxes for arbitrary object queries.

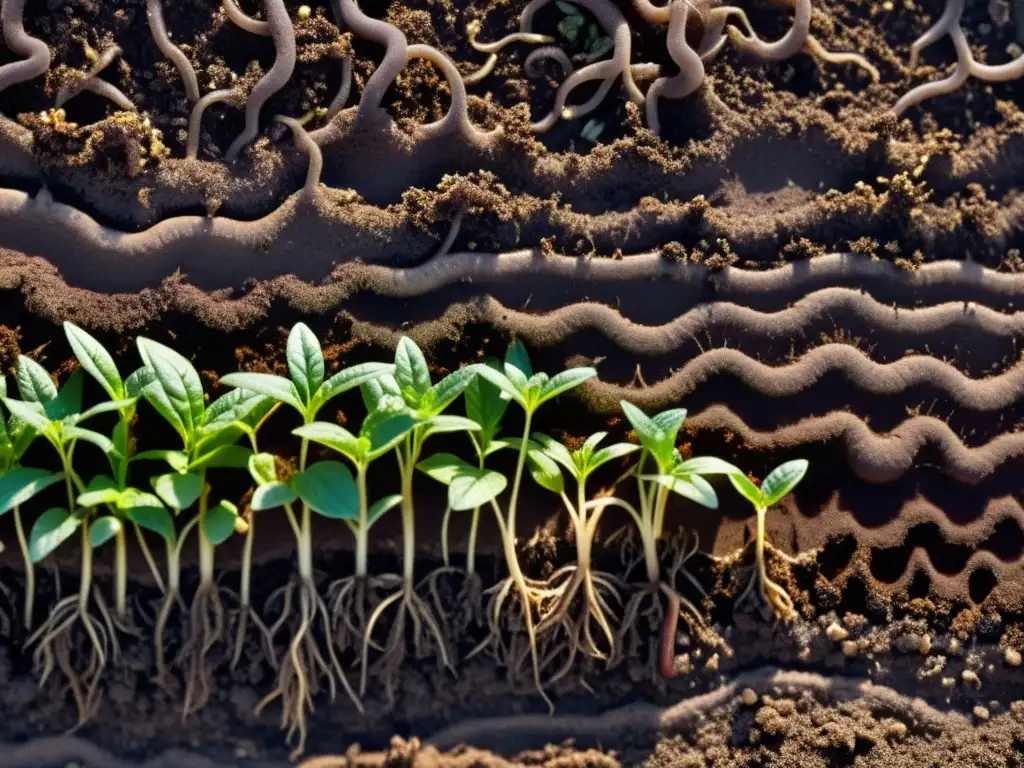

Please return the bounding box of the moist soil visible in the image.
[3,0,1024,764]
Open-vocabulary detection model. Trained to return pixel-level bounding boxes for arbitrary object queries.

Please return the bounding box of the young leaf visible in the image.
[651,474,718,508]
[89,516,122,548]
[316,362,394,412]
[619,400,666,456]
[123,501,176,542]
[136,338,205,443]
[188,444,253,472]
[504,340,533,378]
[532,433,575,474]
[293,460,359,519]
[364,411,418,457]
[152,472,203,511]
[78,399,138,423]
[368,494,402,525]
[16,356,57,404]
[394,337,432,403]
[64,322,124,400]
[287,322,325,407]
[0,467,63,515]
[53,369,84,420]
[424,366,478,416]
[133,449,190,473]
[422,414,480,435]
[248,452,278,485]
[29,507,80,562]
[417,453,475,485]
[203,500,239,545]
[449,468,507,511]
[473,365,525,406]
[676,456,744,477]
[202,388,276,436]
[728,473,763,509]
[63,426,117,457]
[218,372,303,413]
[556,0,582,15]
[125,366,156,398]
[140,378,187,441]
[526,448,564,494]
[2,398,50,433]
[293,422,361,461]
[588,442,639,472]
[651,408,688,442]
[252,482,298,511]
[760,459,809,507]
[360,373,402,413]
[538,367,597,405]
[77,475,121,508]
[464,360,508,438]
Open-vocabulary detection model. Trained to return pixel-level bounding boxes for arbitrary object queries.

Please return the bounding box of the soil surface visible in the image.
[2,0,1024,764]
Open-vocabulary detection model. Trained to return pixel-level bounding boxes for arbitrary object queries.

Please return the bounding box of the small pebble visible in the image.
[705,653,720,672]
[741,688,758,706]
[1004,648,1022,667]
[886,722,908,739]
[841,640,860,657]
[826,622,848,642]
[973,705,990,721]
[962,669,982,688]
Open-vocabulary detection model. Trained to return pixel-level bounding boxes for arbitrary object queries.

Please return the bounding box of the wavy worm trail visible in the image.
[0,0,50,99]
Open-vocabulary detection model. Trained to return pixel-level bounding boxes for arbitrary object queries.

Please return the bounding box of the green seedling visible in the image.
[63,323,167,618]
[416,357,510,631]
[728,460,809,620]
[519,431,638,682]
[220,321,392,757]
[588,401,744,678]
[350,337,480,701]
[134,335,272,717]
[556,0,585,42]
[467,340,596,708]
[4,359,130,724]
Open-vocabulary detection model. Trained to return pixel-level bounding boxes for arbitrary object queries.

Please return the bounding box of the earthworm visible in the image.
[892,24,972,116]
[908,0,962,69]
[631,0,671,25]
[521,0,643,132]
[0,0,51,99]
[524,46,573,78]
[147,0,200,101]
[724,0,810,61]
[464,20,554,85]
[186,88,241,158]
[333,0,409,118]
[407,44,494,143]
[323,57,353,121]
[225,0,296,161]
[430,208,465,260]
[658,583,680,678]
[55,46,135,112]
[222,0,271,35]
[646,0,704,135]
[274,115,323,198]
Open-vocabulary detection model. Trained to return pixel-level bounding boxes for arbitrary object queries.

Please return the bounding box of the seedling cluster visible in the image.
[0,322,807,758]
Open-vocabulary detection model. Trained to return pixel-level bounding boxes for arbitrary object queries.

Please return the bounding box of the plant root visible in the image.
[225,587,278,671]
[180,582,227,718]
[152,586,187,691]
[360,578,454,703]
[734,541,796,621]
[256,576,362,761]
[425,567,485,638]
[28,592,116,725]
[326,573,400,655]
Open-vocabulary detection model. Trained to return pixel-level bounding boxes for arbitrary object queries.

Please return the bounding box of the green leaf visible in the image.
[64,322,124,400]
[0,374,6,399]
[152,472,203,511]
[651,408,688,442]
[16,356,57,404]
[526,448,564,494]
[364,411,418,457]
[136,338,205,444]
[0,467,64,515]
[360,372,402,413]
[29,507,80,562]
[464,360,508,435]
[589,442,639,472]
[78,398,137,423]
[218,372,303,413]
[395,337,432,404]
[140,377,186,441]
[449,468,507,511]
[203,500,239,545]
[293,460,359,519]
[538,367,596,405]
[473,364,525,406]
[587,35,613,58]
[417,453,475,485]
[77,475,120,508]
[202,388,276,435]
[189,444,253,471]
[532,433,575,474]
[676,456,743,477]
[556,0,582,14]
[287,322,325,407]
[422,414,480,435]
[2,398,50,432]
[89,516,122,548]
[120,492,175,541]
[133,449,189,472]
[294,422,361,461]
[424,366,478,417]
[504,340,533,378]
[368,494,402,525]
[728,473,763,508]
[651,474,718,508]
[760,459,809,507]
[252,481,298,511]
[620,400,661,450]
[248,452,278,485]
[316,362,394,413]
[63,426,117,456]
[125,366,156,398]
[52,369,84,420]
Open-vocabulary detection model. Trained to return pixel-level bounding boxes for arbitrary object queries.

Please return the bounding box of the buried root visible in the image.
[326,572,401,655]
[180,581,229,718]
[257,575,362,760]
[423,567,486,637]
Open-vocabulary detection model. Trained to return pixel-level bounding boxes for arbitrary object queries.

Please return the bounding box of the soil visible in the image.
[3,0,1024,764]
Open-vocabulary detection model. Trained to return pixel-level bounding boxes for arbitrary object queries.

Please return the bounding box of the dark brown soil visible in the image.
[3,0,1024,764]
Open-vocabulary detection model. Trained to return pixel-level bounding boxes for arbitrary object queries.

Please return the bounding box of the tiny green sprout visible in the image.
[468,339,596,707]
[728,459,809,621]
[517,430,638,678]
